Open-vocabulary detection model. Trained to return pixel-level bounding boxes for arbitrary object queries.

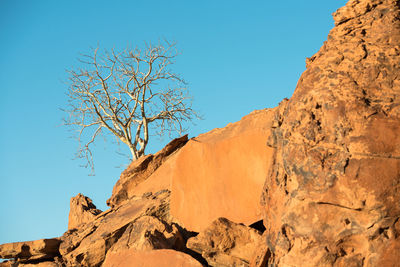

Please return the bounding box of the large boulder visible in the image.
[187,217,262,267]
[68,193,102,230]
[171,109,276,231]
[260,0,400,266]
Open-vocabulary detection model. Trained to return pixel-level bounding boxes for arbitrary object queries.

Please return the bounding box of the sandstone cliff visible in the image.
[1,0,400,266]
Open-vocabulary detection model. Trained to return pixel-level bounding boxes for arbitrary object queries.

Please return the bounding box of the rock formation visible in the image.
[259,0,400,266]
[59,190,181,266]
[1,0,400,266]
[68,194,102,230]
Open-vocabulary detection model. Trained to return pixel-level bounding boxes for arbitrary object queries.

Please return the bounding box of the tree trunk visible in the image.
[128,143,138,161]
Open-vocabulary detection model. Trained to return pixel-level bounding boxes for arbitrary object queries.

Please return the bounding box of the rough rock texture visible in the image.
[68,193,102,230]
[171,110,276,231]
[60,190,182,267]
[260,0,400,266]
[0,239,61,263]
[107,135,188,208]
[102,249,203,267]
[187,218,262,267]
[107,215,185,253]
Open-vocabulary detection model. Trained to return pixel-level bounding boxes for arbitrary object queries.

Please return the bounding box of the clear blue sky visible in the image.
[0,0,347,244]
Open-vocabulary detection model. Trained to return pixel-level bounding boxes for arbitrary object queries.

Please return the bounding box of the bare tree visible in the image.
[63,41,198,171]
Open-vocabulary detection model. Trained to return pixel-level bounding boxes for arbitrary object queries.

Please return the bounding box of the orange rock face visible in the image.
[259,0,400,265]
[102,249,203,267]
[171,109,276,231]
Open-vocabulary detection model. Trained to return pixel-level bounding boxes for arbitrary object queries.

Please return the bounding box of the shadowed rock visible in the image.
[0,239,61,263]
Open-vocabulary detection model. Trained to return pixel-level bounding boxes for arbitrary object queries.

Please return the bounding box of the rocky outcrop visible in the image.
[187,218,262,266]
[171,109,276,231]
[3,1,400,266]
[51,103,275,267]
[106,135,188,208]
[102,249,203,267]
[0,239,61,263]
[0,136,200,267]
[68,194,102,230]
[259,0,400,266]
[60,190,182,267]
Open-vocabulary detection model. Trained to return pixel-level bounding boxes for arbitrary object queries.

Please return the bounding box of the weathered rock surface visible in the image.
[107,215,185,253]
[60,190,181,267]
[68,193,102,230]
[0,239,61,263]
[107,135,188,208]
[102,249,203,267]
[187,218,262,267]
[171,110,276,231]
[260,0,400,266]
